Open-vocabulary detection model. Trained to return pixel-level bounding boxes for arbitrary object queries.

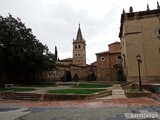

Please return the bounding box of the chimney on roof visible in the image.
[147,4,150,11]
[123,9,125,14]
[157,1,160,9]
[129,6,133,13]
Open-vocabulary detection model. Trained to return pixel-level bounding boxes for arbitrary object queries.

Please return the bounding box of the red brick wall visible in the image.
[96,42,121,81]
[109,42,121,53]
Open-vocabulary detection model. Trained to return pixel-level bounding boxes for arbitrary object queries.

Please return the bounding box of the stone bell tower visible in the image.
[72,24,86,66]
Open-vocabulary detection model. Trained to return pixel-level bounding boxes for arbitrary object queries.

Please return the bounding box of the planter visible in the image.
[43,90,112,100]
[125,89,151,98]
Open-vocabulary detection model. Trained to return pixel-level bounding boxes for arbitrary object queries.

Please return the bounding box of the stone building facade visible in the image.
[72,24,86,66]
[53,24,96,81]
[38,25,123,82]
[36,24,96,81]
[96,42,122,81]
[119,5,160,82]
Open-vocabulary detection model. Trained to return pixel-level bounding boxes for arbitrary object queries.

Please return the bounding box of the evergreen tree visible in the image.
[55,46,58,61]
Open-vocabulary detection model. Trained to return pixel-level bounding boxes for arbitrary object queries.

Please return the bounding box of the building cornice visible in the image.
[119,9,160,38]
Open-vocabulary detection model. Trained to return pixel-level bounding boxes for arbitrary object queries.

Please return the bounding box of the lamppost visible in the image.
[136,54,142,91]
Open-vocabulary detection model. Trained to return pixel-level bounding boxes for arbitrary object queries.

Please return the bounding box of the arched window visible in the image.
[75,45,77,49]
[116,55,121,60]
[79,45,81,49]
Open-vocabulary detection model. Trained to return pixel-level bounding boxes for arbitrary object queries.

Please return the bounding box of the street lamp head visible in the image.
[136,54,141,61]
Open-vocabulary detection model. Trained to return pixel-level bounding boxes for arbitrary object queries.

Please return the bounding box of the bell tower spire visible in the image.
[76,23,83,41]
[72,24,86,66]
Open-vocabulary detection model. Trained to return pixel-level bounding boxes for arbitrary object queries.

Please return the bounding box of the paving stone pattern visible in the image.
[0,106,158,120]
[0,98,159,120]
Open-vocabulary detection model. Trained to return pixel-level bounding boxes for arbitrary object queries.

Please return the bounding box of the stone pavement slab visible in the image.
[0,106,155,120]
[0,97,159,120]
[0,107,30,120]
[112,94,126,99]
[15,107,131,120]
[0,97,159,108]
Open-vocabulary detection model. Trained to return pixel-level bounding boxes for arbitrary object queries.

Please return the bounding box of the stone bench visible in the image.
[4,84,14,88]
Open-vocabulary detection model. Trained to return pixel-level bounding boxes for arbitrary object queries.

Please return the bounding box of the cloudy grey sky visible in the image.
[0,0,158,64]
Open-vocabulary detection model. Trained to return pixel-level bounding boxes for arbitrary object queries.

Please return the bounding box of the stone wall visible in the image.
[120,9,160,82]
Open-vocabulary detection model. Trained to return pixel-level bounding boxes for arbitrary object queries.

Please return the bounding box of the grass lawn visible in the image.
[0,87,36,92]
[48,89,106,94]
[76,84,112,88]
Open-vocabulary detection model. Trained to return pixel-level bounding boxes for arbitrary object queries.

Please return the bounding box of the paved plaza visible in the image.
[0,84,160,120]
[0,97,160,120]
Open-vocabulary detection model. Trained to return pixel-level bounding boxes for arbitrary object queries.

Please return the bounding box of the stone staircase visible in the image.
[96,84,126,100]
[3,92,40,101]
[112,84,126,99]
